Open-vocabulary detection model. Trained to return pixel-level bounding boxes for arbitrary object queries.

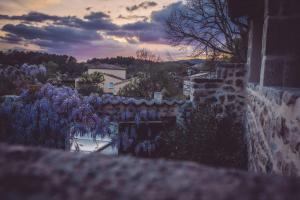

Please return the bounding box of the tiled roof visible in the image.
[114,77,136,85]
[102,73,125,81]
[87,94,188,106]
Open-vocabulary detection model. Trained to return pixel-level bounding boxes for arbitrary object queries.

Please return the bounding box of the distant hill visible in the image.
[0,50,192,77]
[0,50,86,76]
[173,59,205,65]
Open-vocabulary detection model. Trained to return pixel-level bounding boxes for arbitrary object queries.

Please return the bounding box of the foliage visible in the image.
[87,53,188,78]
[136,49,161,63]
[0,81,164,152]
[117,54,187,99]
[0,50,86,76]
[77,72,105,96]
[118,68,184,99]
[159,104,247,169]
[0,84,108,149]
[79,72,105,84]
[87,56,154,78]
[165,0,249,62]
[80,94,174,155]
[0,64,47,96]
[77,85,103,96]
[87,56,140,66]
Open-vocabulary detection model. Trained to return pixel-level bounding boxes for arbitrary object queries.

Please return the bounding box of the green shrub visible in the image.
[159,104,247,169]
[77,72,104,96]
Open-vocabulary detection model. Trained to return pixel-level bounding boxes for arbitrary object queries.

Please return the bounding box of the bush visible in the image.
[76,72,104,96]
[77,84,103,96]
[118,69,184,99]
[159,104,247,169]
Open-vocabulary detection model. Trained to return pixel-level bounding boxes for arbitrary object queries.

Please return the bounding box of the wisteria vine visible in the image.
[0,64,178,154]
[0,84,108,149]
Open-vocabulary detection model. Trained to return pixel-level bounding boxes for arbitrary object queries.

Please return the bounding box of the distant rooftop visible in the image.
[87,63,126,70]
[102,73,125,81]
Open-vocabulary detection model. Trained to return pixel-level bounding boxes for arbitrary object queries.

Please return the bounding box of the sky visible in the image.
[0,0,193,61]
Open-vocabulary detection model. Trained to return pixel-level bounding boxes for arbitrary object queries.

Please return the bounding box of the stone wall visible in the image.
[260,0,300,88]
[246,84,300,176]
[1,143,300,200]
[243,0,300,176]
[190,63,247,117]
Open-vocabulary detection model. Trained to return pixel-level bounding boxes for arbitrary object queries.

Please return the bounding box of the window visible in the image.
[107,82,114,89]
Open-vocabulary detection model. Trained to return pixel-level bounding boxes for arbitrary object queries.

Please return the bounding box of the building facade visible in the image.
[86,63,130,94]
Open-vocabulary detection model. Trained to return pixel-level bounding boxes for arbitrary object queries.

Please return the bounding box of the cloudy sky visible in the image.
[0,0,192,61]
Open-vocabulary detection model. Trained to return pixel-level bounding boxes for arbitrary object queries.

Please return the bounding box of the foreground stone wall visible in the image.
[190,63,247,117]
[246,84,300,176]
[1,143,300,200]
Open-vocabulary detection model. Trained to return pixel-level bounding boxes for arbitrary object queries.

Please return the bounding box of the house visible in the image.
[86,63,130,94]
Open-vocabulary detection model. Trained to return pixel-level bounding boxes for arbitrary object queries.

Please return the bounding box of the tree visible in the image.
[118,67,184,99]
[0,50,86,76]
[165,0,249,62]
[76,72,105,96]
[136,49,161,63]
[79,72,105,84]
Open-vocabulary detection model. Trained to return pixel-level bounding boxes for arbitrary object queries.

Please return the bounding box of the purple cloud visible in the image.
[126,1,158,12]
[0,2,184,58]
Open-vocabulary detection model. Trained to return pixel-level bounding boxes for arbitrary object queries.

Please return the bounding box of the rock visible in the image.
[0,143,300,200]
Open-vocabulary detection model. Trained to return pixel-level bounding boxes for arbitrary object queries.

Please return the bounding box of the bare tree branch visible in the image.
[165,0,249,62]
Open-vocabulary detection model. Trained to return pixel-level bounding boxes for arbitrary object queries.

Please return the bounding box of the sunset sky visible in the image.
[0,0,194,61]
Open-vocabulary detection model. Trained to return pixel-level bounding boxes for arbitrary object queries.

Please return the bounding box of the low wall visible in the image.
[246,84,300,176]
[190,63,247,117]
[1,143,300,200]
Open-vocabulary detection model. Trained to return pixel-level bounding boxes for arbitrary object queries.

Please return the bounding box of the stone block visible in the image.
[236,79,244,88]
[283,59,300,87]
[192,78,223,84]
[227,95,236,102]
[264,17,286,56]
[192,83,205,89]
[263,17,300,56]
[262,58,284,87]
[192,90,213,97]
[204,82,221,89]
[223,86,236,92]
[225,80,233,85]
[236,70,246,77]
[267,0,300,16]
[266,0,281,16]
[281,0,300,16]
[204,96,218,104]
[248,19,263,84]
[225,103,236,112]
[219,95,225,104]
[282,90,300,105]
[282,18,300,56]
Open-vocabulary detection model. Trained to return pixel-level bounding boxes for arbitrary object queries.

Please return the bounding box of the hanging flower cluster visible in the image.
[20,63,47,77]
[0,84,109,149]
[0,64,46,82]
[119,126,161,156]
[0,64,47,96]
[0,65,183,154]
